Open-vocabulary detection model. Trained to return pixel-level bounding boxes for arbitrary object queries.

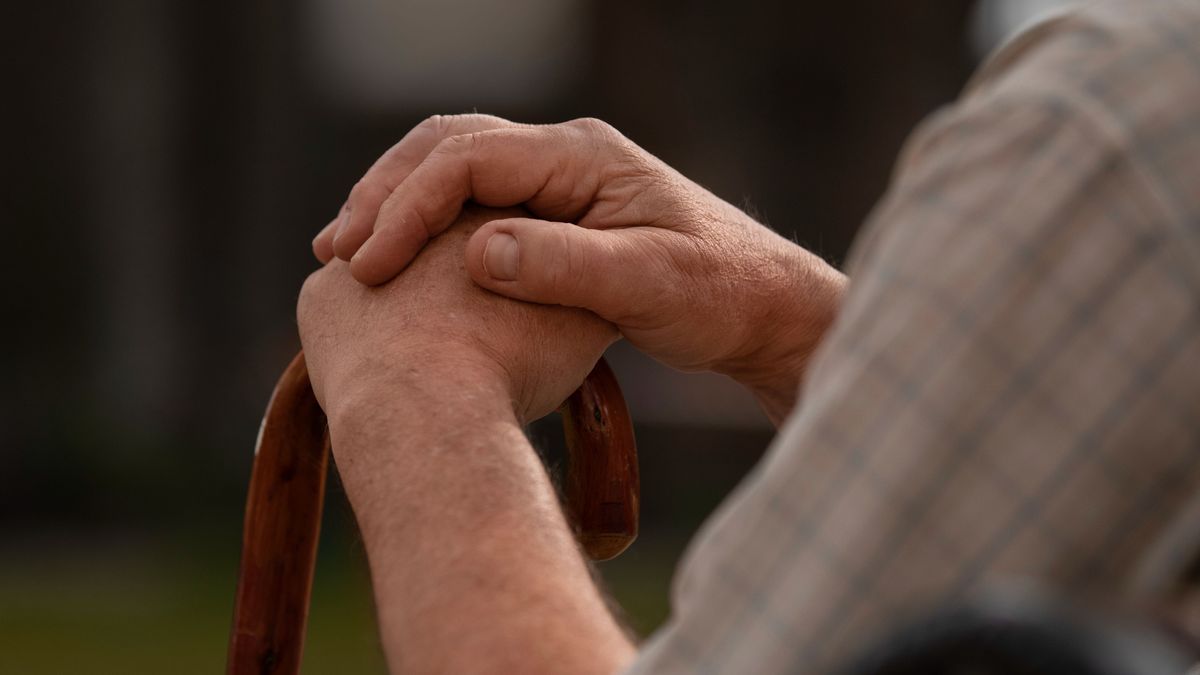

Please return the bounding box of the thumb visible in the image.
[465,218,646,319]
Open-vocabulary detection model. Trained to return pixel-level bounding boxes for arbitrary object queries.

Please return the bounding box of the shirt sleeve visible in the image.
[623,3,1200,673]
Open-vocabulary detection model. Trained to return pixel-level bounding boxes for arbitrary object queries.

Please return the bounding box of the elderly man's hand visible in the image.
[298,205,617,428]
[299,205,634,675]
[312,115,845,423]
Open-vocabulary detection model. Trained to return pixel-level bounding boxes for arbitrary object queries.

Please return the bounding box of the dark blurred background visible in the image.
[0,0,1070,671]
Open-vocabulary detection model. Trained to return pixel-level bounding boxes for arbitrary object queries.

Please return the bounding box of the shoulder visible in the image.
[966,1,1200,137]
[848,0,1200,274]
[961,0,1200,261]
[883,2,1200,195]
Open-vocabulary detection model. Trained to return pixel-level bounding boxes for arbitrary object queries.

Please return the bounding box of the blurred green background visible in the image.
[0,423,770,673]
[1,0,1060,671]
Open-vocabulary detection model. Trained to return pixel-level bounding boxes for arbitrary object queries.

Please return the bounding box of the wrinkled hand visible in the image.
[299,205,617,425]
[312,114,845,421]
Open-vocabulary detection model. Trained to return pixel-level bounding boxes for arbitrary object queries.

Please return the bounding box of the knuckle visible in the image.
[420,113,509,139]
[440,131,480,155]
[563,117,636,173]
[565,116,615,139]
[350,177,393,208]
[406,196,440,238]
[454,112,504,129]
[547,228,587,298]
[417,114,449,136]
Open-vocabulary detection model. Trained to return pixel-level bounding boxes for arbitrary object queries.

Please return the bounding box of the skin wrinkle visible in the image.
[302,115,848,671]
[292,6,1200,670]
[311,209,615,418]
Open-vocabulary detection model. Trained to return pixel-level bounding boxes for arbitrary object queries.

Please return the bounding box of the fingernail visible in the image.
[484,233,519,280]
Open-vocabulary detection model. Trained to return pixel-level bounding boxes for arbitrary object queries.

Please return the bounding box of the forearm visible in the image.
[327,368,635,674]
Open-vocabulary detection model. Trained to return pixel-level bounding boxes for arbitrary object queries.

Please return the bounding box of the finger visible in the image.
[350,121,618,286]
[463,218,664,323]
[331,114,523,261]
[312,208,345,263]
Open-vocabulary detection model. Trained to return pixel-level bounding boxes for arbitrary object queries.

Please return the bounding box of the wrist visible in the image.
[324,345,516,427]
[318,349,627,674]
[717,243,846,424]
[324,348,522,491]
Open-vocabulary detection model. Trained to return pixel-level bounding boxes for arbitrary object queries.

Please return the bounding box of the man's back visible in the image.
[624,2,1200,672]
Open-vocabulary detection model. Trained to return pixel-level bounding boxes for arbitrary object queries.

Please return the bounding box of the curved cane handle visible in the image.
[227,353,329,675]
[228,353,639,675]
[560,357,640,561]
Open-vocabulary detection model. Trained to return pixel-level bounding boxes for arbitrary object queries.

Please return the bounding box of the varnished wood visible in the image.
[228,353,638,674]
[228,352,330,675]
[561,358,640,561]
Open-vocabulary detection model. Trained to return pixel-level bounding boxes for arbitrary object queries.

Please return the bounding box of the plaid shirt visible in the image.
[624,2,1200,673]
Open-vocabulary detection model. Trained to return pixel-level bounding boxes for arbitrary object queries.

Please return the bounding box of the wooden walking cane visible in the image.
[227,351,639,675]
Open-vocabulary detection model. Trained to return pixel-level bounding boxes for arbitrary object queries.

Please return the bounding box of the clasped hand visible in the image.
[303,115,845,428]
[298,206,616,428]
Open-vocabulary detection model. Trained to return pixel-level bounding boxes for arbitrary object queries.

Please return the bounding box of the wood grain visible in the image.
[561,358,640,561]
[227,353,330,675]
